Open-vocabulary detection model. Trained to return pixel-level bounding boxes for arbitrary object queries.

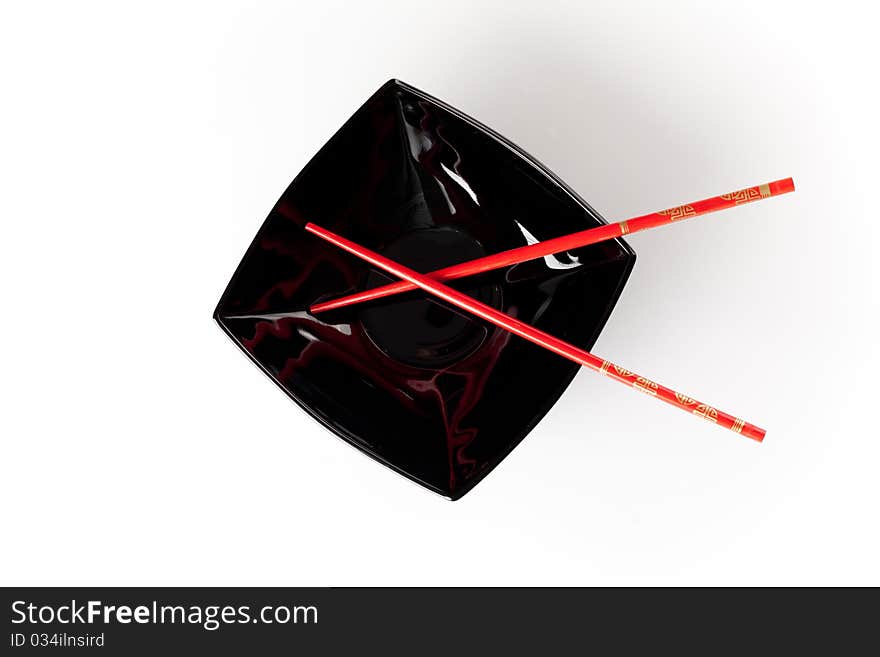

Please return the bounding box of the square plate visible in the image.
[215,79,635,499]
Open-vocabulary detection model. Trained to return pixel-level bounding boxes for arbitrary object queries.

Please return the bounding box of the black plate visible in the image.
[214,80,635,499]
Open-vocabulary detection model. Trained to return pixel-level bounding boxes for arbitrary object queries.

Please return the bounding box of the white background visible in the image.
[2,1,878,586]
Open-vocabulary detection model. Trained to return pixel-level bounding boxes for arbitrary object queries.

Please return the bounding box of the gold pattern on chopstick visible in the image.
[620,221,630,235]
[720,187,764,205]
[658,204,696,221]
[599,360,611,374]
[731,417,745,434]
[675,393,697,406]
[612,365,634,377]
[633,377,659,395]
[693,404,719,423]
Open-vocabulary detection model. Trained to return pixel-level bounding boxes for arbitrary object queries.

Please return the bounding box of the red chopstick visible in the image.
[311,177,794,314]
[305,222,766,442]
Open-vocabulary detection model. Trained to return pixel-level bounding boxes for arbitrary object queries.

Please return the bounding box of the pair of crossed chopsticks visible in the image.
[306,177,795,442]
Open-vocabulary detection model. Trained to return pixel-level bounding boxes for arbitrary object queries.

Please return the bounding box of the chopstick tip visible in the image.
[773,177,795,194]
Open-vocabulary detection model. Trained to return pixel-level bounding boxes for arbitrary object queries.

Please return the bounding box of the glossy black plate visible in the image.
[214,79,635,499]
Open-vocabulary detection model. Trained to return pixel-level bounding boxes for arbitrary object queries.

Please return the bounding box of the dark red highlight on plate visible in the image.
[237,305,514,494]
[306,222,766,442]
[311,178,794,314]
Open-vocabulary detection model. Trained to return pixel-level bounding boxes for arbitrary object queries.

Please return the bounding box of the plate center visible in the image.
[359,226,503,369]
